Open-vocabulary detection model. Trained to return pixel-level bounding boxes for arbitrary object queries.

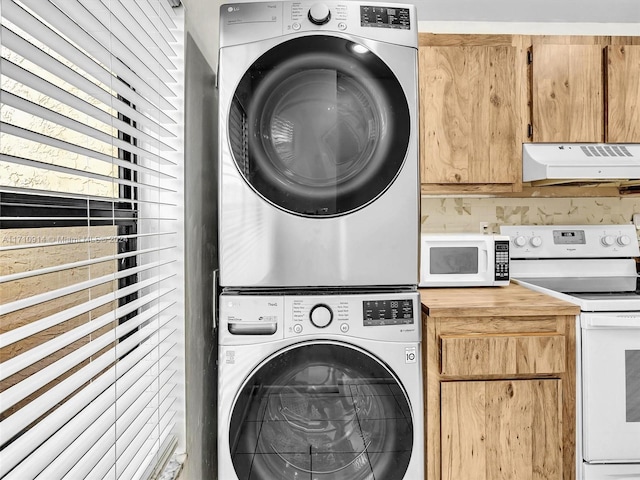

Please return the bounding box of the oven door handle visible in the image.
[583,316,640,329]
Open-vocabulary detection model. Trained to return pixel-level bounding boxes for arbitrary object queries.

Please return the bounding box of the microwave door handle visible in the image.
[478,247,488,273]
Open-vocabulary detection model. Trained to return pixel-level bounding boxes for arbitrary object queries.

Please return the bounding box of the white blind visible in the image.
[0,0,185,478]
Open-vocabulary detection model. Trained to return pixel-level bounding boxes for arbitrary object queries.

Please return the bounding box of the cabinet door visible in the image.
[441,379,562,480]
[419,46,519,188]
[440,334,566,376]
[532,44,604,142]
[606,45,640,142]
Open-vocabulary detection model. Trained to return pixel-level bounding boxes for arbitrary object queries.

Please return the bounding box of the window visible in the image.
[0,1,185,478]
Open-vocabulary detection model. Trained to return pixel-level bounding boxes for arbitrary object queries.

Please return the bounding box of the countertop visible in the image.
[419,281,581,318]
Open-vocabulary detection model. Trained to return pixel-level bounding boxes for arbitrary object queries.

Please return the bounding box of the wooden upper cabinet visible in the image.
[606,45,640,142]
[532,44,604,142]
[419,44,521,192]
[417,34,639,195]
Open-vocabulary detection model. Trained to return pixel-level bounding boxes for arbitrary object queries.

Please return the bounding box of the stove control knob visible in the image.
[529,236,542,247]
[601,235,616,246]
[513,235,527,247]
[310,304,333,328]
[308,3,331,25]
[617,235,631,246]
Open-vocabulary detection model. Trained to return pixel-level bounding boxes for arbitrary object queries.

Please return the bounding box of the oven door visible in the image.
[581,313,640,463]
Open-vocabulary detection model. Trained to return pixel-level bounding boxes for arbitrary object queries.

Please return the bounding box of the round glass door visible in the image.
[228,342,414,480]
[228,36,410,217]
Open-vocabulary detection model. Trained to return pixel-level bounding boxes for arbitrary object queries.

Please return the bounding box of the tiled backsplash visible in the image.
[421,196,640,233]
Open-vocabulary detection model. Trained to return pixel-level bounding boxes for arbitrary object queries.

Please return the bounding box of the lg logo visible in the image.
[227,6,239,12]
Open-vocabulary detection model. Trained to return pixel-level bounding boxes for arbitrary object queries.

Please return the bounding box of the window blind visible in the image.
[0,1,185,479]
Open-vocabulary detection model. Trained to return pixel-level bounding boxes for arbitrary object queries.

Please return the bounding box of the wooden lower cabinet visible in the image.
[441,379,563,480]
[420,285,579,480]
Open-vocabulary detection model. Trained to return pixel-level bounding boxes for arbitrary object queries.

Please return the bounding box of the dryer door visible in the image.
[228,36,411,217]
[228,341,414,480]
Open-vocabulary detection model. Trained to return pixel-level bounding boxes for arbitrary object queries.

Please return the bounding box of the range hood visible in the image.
[523,143,640,185]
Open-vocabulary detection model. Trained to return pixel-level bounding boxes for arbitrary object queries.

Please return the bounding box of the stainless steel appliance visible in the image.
[217,290,424,480]
[419,233,510,287]
[218,1,419,288]
[501,224,640,480]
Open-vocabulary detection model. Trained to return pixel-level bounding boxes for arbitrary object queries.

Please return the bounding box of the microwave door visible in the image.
[423,243,489,286]
[439,244,489,274]
[430,245,480,275]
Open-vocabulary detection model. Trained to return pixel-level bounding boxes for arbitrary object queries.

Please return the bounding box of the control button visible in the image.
[308,3,331,25]
[601,235,615,246]
[293,324,303,334]
[513,235,527,247]
[337,21,346,30]
[309,304,333,328]
[292,22,301,30]
[340,323,349,333]
[617,235,631,246]
[529,236,542,247]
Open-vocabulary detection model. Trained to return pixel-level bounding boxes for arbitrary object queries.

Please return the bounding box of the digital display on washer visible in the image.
[553,229,586,245]
[363,299,414,326]
[360,6,410,29]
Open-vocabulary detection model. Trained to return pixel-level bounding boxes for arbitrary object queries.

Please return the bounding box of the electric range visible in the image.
[501,224,640,480]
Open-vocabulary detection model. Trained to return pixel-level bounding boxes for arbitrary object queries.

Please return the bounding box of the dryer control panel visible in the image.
[219,1,417,49]
[219,291,420,345]
[360,5,411,29]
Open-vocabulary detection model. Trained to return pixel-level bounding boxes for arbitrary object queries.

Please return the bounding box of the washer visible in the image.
[218,290,424,480]
[218,1,420,288]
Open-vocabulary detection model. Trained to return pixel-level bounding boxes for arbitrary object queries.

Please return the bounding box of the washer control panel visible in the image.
[219,291,420,345]
[500,224,640,258]
[362,298,414,326]
[289,295,415,335]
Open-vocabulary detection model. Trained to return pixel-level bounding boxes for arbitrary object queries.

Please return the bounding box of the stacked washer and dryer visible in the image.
[217,2,423,479]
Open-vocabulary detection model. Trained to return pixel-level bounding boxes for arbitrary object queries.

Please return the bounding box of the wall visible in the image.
[415,0,640,23]
[181,0,220,71]
[182,29,219,480]
[421,197,640,234]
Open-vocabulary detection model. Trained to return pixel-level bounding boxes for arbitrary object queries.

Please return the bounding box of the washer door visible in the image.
[228,36,411,217]
[228,342,414,480]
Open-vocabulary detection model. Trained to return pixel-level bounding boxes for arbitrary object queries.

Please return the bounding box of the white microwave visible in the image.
[419,233,510,287]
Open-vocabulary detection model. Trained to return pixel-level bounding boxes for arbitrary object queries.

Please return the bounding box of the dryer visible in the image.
[218,1,420,288]
[218,290,424,480]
